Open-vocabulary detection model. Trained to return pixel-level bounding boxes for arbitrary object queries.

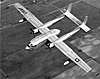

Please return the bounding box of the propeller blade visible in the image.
[30,28,35,34]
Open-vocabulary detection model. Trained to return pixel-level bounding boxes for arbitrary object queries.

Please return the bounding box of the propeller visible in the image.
[29,28,35,34]
[45,43,55,52]
[45,43,51,52]
[45,40,52,52]
[30,28,39,34]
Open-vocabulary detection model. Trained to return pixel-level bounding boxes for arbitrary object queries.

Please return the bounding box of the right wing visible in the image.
[12,3,92,73]
[55,41,92,73]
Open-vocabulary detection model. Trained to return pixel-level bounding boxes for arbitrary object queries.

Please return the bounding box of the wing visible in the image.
[10,2,43,28]
[12,3,92,73]
[55,42,92,73]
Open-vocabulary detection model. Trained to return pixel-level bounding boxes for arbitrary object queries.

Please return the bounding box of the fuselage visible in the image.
[33,15,65,33]
[40,15,64,29]
[56,26,80,42]
[25,29,60,49]
[49,26,81,47]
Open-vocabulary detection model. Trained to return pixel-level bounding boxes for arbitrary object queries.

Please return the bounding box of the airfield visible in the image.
[1,0,100,79]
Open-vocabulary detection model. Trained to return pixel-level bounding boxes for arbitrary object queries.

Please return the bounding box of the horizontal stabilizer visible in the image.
[79,16,90,32]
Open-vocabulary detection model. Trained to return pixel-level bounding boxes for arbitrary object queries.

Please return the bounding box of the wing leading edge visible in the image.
[11,3,92,73]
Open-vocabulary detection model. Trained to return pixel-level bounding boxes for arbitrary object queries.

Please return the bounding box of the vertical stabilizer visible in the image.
[79,16,90,32]
[60,3,72,14]
[67,3,72,12]
[83,16,88,24]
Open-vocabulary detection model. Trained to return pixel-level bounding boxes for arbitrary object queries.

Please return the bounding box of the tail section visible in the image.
[60,3,72,13]
[83,16,88,24]
[67,3,72,12]
[79,16,91,32]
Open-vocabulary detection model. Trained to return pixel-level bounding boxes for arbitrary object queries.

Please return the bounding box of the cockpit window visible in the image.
[27,42,31,47]
[28,42,31,44]
[30,44,33,47]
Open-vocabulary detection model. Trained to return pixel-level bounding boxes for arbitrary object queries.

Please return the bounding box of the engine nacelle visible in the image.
[49,43,55,48]
[33,29,39,33]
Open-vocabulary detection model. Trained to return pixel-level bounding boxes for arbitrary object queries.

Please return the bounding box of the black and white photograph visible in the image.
[0,0,100,79]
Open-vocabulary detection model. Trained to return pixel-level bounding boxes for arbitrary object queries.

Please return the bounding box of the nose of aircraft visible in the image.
[25,46,30,50]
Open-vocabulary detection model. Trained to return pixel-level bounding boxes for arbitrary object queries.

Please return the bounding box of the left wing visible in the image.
[11,3,92,73]
[9,3,65,32]
[9,3,43,28]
